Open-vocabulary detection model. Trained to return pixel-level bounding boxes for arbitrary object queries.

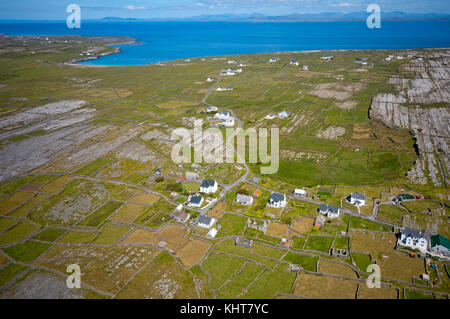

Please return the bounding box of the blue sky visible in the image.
[1,0,449,20]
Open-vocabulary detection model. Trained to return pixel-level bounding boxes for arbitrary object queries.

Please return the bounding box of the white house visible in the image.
[278,111,289,119]
[214,111,230,120]
[207,227,218,238]
[397,228,429,253]
[347,192,366,206]
[290,60,299,66]
[302,65,309,71]
[228,60,235,64]
[225,69,236,76]
[239,63,246,67]
[200,179,218,194]
[319,204,340,218]
[268,193,287,208]
[197,215,217,229]
[206,77,215,82]
[189,195,204,208]
[206,106,218,113]
[221,118,235,127]
[294,189,307,196]
[321,56,334,61]
[236,194,254,206]
[269,58,279,63]
[265,114,276,120]
[215,86,233,92]
[236,68,243,73]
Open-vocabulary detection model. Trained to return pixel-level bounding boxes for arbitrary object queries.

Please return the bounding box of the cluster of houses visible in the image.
[397,228,450,260]
[265,111,289,120]
[213,110,235,127]
[288,60,309,70]
[215,86,234,92]
[187,179,218,208]
[269,58,280,63]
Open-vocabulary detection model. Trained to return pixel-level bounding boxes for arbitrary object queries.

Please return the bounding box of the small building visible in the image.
[189,195,204,208]
[236,194,254,206]
[397,228,429,253]
[197,215,217,229]
[247,218,268,232]
[221,118,235,127]
[397,194,415,202]
[239,63,246,67]
[331,248,348,259]
[200,179,218,194]
[206,106,218,113]
[185,171,200,182]
[265,114,276,120]
[236,68,243,73]
[269,58,279,63]
[429,234,450,258]
[215,86,233,92]
[207,227,218,238]
[206,77,215,82]
[289,264,301,272]
[172,210,190,224]
[214,111,230,120]
[347,192,366,206]
[319,204,340,218]
[228,60,235,64]
[235,237,253,248]
[268,192,287,208]
[278,111,289,119]
[314,214,326,229]
[302,65,309,71]
[294,189,307,197]
[290,60,299,66]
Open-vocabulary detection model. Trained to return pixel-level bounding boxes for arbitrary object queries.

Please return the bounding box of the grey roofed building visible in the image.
[319,204,340,216]
[190,196,203,205]
[198,215,212,226]
[401,228,428,239]
[236,194,253,205]
[270,192,285,203]
[350,192,365,200]
[200,179,216,188]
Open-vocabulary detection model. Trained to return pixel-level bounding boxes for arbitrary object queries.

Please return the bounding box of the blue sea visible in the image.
[0,20,449,66]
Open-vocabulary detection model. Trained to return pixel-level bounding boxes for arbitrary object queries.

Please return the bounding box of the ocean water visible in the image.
[0,20,449,66]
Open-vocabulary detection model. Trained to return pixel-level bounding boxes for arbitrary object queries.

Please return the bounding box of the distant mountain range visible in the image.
[97,11,450,22]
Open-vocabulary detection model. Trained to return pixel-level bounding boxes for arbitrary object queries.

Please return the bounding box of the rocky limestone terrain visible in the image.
[370,51,450,188]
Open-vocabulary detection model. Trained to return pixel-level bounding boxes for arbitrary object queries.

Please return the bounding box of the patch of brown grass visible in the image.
[177,239,211,268]
[111,203,148,223]
[0,192,34,215]
[291,217,314,234]
[209,201,227,219]
[293,272,358,299]
[358,284,399,299]
[129,193,160,205]
[319,259,358,278]
[266,222,289,238]
[40,176,73,194]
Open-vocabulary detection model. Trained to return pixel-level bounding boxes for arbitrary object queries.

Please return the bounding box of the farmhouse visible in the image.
[347,192,366,206]
[236,68,243,73]
[239,63,246,67]
[429,234,450,259]
[214,111,230,121]
[269,58,279,63]
[290,60,299,66]
[206,77,214,82]
[189,195,204,208]
[294,189,307,196]
[215,86,233,92]
[236,194,254,206]
[200,179,218,194]
[302,65,309,71]
[265,114,276,120]
[397,194,415,202]
[397,228,429,253]
[319,204,340,218]
[197,215,217,229]
[206,106,218,113]
[268,192,287,208]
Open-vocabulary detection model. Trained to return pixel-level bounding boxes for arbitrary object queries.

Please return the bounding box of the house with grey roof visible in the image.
[347,192,366,206]
[185,171,200,182]
[268,192,287,208]
[189,195,204,208]
[319,204,340,218]
[200,179,218,194]
[397,228,429,253]
[236,194,253,206]
[429,234,450,259]
[197,215,216,229]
